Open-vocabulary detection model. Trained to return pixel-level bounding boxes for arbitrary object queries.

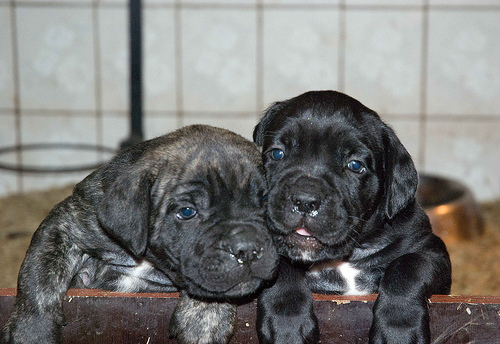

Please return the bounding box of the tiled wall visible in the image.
[0,0,499,201]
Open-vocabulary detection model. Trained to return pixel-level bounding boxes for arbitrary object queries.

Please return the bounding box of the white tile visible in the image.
[16,0,92,3]
[346,0,423,5]
[0,7,14,109]
[22,173,87,193]
[181,9,257,112]
[0,112,16,150]
[144,113,178,139]
[16,7,96,111]
[99,7,129,112]
[98,5,176,112]
[344,10,423,115]
[0,113,19,196]
[263,9,339,105]
[0,112,18,168]
[423,119,500,202]
[0,170,19,196]
[145,0,174,4]
[18,112,101,192]
[20,113,99,171]
[98,0,127,3]
[101,112,177,148]
[144,8,176,112]
[430,0,500,5]
[182,113,258,141]
[427,11,500,116]
[101,112,130,149]
[99,0,173,4]
[21,113,97,145]
[264,0,339,4]
[183,0,256,4]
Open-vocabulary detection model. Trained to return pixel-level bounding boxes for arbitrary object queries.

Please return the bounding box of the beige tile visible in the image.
[263,9,339,106]
[345,10,423,115]
[0,7,14,109]
[423,119,500,202]
[182,113,259,140]
[16,7,96,111]
[181,9,257,112]
[427,11,500,116]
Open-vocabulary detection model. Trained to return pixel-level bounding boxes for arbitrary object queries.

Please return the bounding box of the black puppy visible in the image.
[253,91,451,344]
[2,125,277,344]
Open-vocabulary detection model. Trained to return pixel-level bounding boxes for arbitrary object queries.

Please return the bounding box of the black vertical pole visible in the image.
[121,0,143,149]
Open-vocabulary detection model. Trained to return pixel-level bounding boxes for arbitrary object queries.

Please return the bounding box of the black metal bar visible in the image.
[121,0,144,150]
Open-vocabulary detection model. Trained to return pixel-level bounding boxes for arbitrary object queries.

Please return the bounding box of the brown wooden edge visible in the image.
[1,289,499,343]
[3,288,498,304]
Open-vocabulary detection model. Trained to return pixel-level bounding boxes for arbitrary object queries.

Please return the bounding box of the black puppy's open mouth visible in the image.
[283,228,325,251]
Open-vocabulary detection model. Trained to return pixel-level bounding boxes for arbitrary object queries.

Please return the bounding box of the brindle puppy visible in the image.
[2,125,277,344]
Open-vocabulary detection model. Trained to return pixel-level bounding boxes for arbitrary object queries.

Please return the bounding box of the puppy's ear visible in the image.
[253,102,284,146]
[98,162,152,258]
[382,126,418,219]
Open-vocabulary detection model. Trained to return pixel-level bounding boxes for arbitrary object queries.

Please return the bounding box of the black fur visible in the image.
[2,125,278,344]
[253,91,451,344]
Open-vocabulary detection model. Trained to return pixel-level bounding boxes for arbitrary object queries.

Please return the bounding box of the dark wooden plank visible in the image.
[1,289,499,343]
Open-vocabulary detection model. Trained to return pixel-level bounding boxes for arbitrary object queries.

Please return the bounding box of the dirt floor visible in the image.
[0,185,499,295]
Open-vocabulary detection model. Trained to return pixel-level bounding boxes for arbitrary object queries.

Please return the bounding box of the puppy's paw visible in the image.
[369,297,430,344]
[2,312,62,344]
[169,293,236,344]
[257,288,319,344]
[257,309,319,344]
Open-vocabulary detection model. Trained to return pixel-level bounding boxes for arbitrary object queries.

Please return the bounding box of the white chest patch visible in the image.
[117,260,154,292]
[336,262,366,295]
[309,260,368,295]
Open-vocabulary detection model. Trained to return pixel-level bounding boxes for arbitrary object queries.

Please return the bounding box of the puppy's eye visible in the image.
[347,160,366,174]
[176,207,197,220]
[269,149,285,161]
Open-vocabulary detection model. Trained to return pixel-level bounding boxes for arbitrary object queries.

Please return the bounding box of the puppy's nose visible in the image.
[291,192,321,215]
[226,227,264,264]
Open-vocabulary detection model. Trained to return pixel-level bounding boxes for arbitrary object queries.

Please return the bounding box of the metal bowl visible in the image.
[417,174,484,245]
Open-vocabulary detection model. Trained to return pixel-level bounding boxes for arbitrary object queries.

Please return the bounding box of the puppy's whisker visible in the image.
[346,215,369,223]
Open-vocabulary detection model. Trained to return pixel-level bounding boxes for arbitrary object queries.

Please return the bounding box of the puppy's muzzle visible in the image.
[289,177,325,217]
[291,191,321,216]
[222,226,266,264]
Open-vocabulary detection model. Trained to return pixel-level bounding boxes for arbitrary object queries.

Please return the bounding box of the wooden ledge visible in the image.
[1,289,499,343]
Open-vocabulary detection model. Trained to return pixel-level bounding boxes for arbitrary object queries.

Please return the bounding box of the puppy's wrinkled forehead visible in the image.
[275,110,382,154]
[260,91,383,149]
[158,134,264,203]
